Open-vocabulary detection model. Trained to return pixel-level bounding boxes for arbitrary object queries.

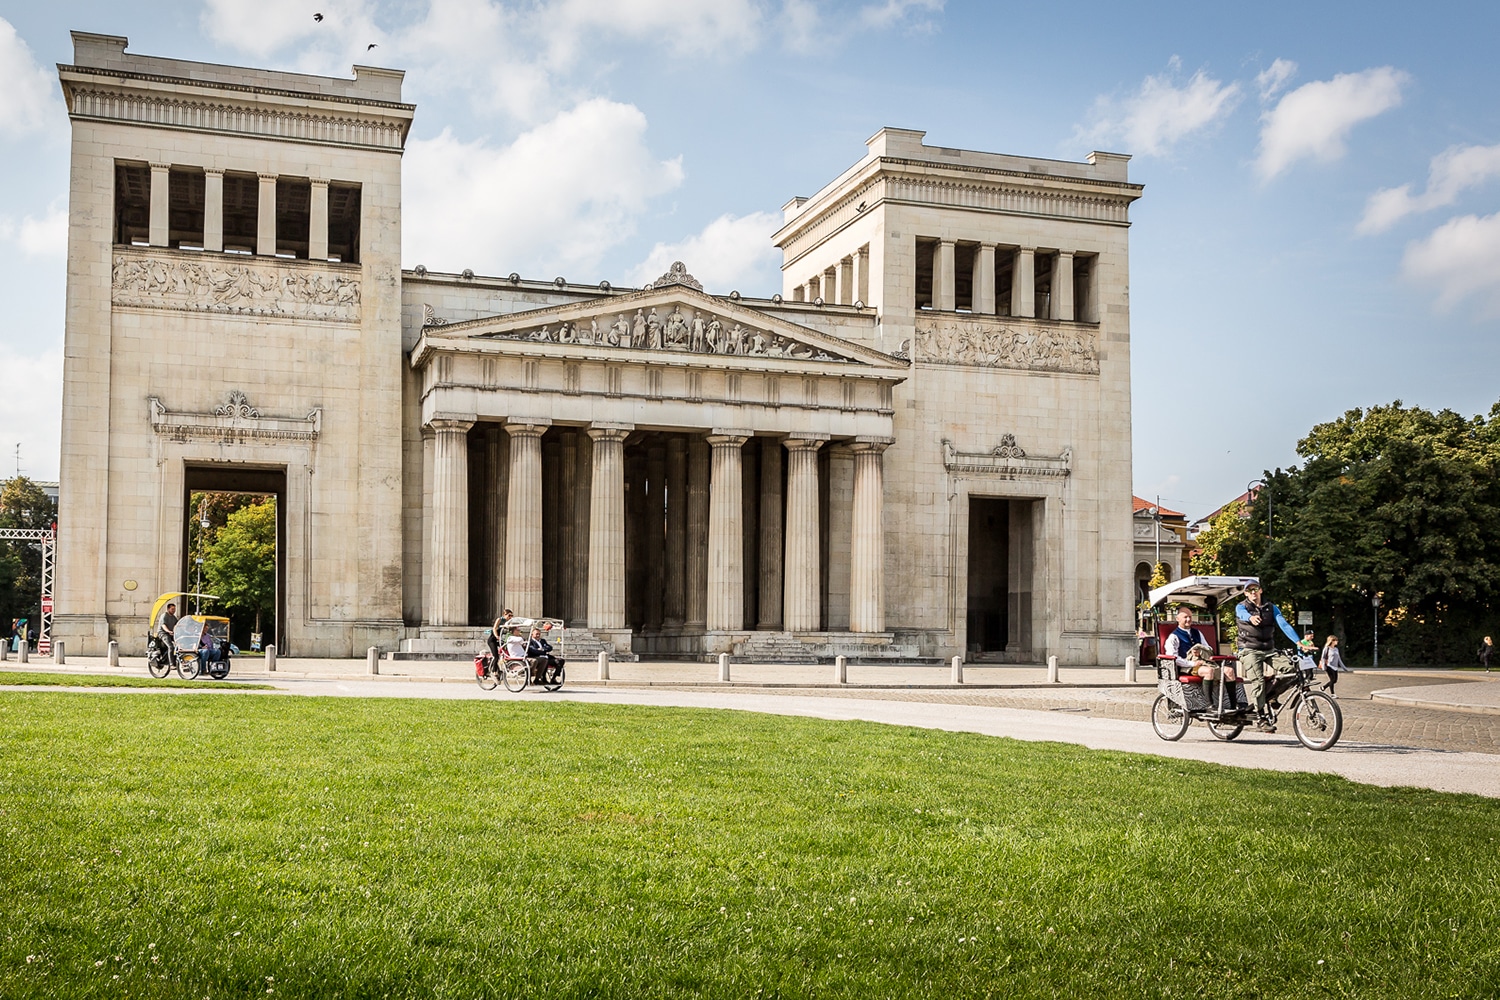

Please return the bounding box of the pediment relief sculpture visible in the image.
[479,304,856,363]
[915,317,1098,375]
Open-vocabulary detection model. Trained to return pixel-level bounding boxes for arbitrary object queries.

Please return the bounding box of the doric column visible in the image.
[203,169,224,253]
[256,173,277,256]
[935,240,956,311]
[756,437,784,629]
[825,444,854,631]
[420,425,435,625]
[664,435,687,628]
[586,424,631,630]
[856,245,870,304]
[783,435,828,632]
[149,163,170,247]
[504,419,549,616]
[542,438,561,616]
[706,431,750,631]
[1053,251,1075,321]
[571,433,592,626]
[428,415,475,626]
[1012,247,1036,318]
[626,448,647,628]
[645,440,666,630]
[558,431,579,623]
[838,256,855,305]
[309,179,329,261]
[975,243,997,315]
[685,436,710,630]
[850,438,891,633]
[485,426,508,620]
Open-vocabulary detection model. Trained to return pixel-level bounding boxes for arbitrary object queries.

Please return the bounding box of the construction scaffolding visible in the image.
[1,525,55,654]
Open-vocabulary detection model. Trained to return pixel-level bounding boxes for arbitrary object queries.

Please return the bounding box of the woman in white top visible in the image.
[1319,635,1350,695]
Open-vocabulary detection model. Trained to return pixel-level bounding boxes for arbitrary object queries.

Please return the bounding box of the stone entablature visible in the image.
[111,247,362,323]
[912,314,1098,375]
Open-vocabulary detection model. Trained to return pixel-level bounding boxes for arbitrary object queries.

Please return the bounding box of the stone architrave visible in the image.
[504,419,550,617]
[428,415,475,626]
[783,435,828,632]
[587,425,632,631]
[849,438,891,633]
[706,432,750,631]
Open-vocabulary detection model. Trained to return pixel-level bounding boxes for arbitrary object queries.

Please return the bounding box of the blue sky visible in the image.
[2,1,1499,521]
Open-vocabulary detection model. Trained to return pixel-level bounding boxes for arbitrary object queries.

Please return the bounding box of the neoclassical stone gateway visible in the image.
[52,32,1141,664]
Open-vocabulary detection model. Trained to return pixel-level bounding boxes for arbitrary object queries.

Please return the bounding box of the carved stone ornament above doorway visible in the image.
[941,435,1072,479]
[148,390,323,443]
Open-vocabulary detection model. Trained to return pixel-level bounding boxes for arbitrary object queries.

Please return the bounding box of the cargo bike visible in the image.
[475,617,566,693]
[1145,576,1342,751]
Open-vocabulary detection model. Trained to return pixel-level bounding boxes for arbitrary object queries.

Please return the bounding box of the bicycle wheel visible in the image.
[147,644,172,679]
[502,660,529,693]
[208,660,230,680]
[177,655,200,680]
[476,659,498,691]
[1292,691,1343,751]
[543,662,565,692]
[1151,694,1190,741]
[1206,720,1243,741]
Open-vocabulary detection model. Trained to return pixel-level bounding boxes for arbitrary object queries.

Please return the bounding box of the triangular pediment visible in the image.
[419,280,902,370]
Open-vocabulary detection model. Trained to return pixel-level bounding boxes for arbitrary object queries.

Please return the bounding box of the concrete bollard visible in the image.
[1047,655,1059,683]
[108,640,120,668]
[265,644,276,671]
[0,641,8,661]
[1125,655,1137,683]
[18,642,28,664]
[53,640,65,665]
[367,646,380,675]
[951,655,964,684]
[834,655,847,684]
[718,652,731,683]
[597,650,610,680]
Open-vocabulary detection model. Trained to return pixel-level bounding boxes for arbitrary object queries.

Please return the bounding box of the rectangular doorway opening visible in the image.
[967,498,1010,654]
[183,466,286,655]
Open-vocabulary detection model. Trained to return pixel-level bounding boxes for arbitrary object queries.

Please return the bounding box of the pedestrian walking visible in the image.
[1319,635,1350,695]
[1480,636,1494,672]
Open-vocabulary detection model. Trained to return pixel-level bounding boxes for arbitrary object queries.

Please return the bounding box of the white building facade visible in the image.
[52,33,1142,664]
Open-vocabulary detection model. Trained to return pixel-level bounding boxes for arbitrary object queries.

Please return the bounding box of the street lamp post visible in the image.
[1372,593,1383,668]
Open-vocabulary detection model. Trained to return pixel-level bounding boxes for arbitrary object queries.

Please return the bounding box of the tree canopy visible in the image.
[0,477,58,631]
[201,499,277,639]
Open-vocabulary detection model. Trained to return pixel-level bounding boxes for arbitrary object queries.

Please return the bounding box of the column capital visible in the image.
[1017,246,1036,255]
[310,177,330,189]
[979,241,998,251]
[203,167,225,178]
[150,162,171,173]
[938,237,957,247]
[257,172,278,183]
[708,428,752,446]
[587,421,634,443]
[784,433,830,451]
[851,435,894,454]
[504,417,552,438]
[428,414,475,434]
[1056,249,1075,260]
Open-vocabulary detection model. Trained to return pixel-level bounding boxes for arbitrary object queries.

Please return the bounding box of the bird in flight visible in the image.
[313,12,323,21]
[367,42,378,50]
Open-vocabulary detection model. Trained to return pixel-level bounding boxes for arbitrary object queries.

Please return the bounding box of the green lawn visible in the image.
[1,693,1497,998]
[0,671,273,690]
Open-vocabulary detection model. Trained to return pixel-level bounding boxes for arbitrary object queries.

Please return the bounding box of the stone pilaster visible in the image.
[256,173,277,256]
[837,256,855,305]
[485,426,508,619]
[1053,251,1075,321]
[850,438,891,633]
[503,419,549,617]
[149,163,170,247]
[203,169,224,252]
[428,415,475,626]
[685,436,710,630]
[756,437,784,629]
[783,435,827,632]
[309,179,329,261]
[856,245,870,304]
[587,425,631,631]
[975,243,997,315]
[664,435,687,628]
[706,431,750,632]
[935,239,956,311]
[1012,247,1035,318]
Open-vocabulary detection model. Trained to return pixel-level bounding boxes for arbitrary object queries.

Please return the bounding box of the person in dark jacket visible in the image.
[1480,636,1494,672]
[1235,583,1312,732]
[526,626,564,683]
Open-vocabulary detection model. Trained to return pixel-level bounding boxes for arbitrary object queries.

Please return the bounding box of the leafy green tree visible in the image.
[202,500,276,641]
[1189,499,1259,577]
[0,477,58,632]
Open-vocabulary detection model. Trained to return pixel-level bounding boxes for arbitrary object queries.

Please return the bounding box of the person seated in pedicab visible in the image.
[197,627,220,674]
[501,626,529,663]
[1186,643,1248,712]
[1163,606,1212,672]
[526,625,563,680]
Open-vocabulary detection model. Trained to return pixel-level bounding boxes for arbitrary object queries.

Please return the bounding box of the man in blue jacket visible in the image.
[1236,583,1312,732]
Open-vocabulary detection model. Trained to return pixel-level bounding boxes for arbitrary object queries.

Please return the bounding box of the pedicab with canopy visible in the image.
[145,591,233,680]
[1145,575,1342,751]
[475,616,566,693]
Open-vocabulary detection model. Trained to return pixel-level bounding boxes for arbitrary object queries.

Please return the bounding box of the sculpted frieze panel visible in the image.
[112,252,361,323]
[479,304,854,363]
[914,317,1098,375]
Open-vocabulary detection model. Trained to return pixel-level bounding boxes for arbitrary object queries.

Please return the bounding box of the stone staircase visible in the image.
[731,632,821,663]
[388,626,634,661]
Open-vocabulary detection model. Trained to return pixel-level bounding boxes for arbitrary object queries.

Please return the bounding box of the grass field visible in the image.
[2,692,1498,998]
[0,671,274,690]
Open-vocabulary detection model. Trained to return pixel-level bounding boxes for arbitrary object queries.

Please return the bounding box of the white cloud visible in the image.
[1078,62,1241,157]
[402,99,684,276]
[0,205,68,258]
[201,0,384,65]
[1402,210,1500,315]
[0,347,62,481]
[859,0,944,30]
[628,211,783,294]
[1256,58,1297,101]
[1255,66,1408,180]
[1357,143,1500,235]
[0,17,63,136]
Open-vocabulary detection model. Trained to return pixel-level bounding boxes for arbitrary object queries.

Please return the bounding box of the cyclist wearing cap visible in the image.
[1236,583,1312,732]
